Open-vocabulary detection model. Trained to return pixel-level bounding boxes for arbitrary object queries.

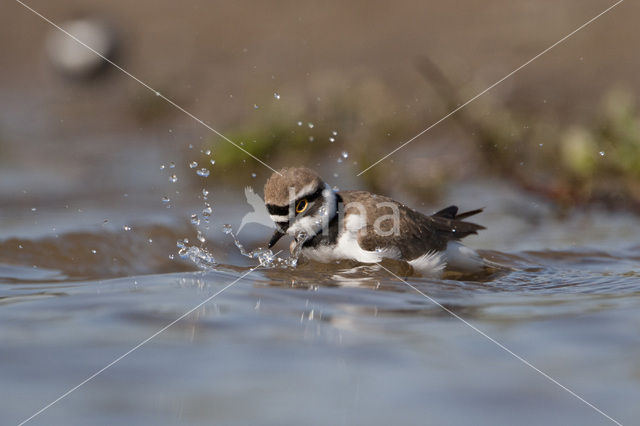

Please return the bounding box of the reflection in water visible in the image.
[1,225,639,424]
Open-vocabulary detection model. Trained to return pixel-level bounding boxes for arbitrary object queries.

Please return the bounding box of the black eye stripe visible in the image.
[305,186,325,203]
[266,186,325,215]
[266,204,289,215]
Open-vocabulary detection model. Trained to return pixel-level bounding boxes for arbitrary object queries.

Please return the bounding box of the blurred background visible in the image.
[2,3,640,426]
[1,0,639,259]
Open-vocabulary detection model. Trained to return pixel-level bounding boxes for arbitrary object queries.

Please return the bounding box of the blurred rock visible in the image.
[45,18,117,79]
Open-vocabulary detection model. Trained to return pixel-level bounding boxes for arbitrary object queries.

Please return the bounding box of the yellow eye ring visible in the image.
[296,199,308,213]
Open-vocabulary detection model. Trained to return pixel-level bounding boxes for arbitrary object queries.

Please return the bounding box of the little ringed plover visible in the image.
[264,167,486,275]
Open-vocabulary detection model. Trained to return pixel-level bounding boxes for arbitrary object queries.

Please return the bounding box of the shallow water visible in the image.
[1,190,640,426]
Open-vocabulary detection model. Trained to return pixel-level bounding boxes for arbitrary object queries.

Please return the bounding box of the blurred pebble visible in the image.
[45,18,117,79]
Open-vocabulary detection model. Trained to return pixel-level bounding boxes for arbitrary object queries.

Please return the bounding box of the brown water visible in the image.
[1,183,639,426]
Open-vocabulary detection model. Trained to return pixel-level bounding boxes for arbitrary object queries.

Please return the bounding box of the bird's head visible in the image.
[263,167,337,248]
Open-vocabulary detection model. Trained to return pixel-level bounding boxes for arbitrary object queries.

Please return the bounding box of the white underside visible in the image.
[442,241,485,272]
[302,215,396,263]
[301,214,485,276]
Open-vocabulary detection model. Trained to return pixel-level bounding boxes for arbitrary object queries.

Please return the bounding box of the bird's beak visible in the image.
[267,224,288,248]
[268,229,285,248]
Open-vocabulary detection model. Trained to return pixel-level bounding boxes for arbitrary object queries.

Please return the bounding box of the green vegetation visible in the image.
[193,64,640,212]
[466,86,640,209]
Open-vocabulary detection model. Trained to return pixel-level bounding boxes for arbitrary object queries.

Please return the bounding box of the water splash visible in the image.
[176,238,217,269]
[222,224,303,268]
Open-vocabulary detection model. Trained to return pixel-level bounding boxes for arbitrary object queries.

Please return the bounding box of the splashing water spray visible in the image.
[222,224,306,268]
[174,147,306,269]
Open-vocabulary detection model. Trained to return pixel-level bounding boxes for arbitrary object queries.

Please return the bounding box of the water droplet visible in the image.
[168,254,175,260]
[333,173,339,178]
[210,159,216,165]
[539,143,544,147]
[161,196,170,203]
[274,93,280,99]
[599,151,605,156]
[297,121,303,126]
[189,161,198,168]
[341,151,349,159]
[329,137,335,143]
[148,238,153,244]
[31,207,37,212]
[155,91,160,96]
[202,206,213,216]
[205,149,211,155]
[251,173,257,178]
[308,122,314,128]
[197,168,210,177]
[123,225,131,231]
[222,224,233,235]
[160,164,166,170]
[202,189,209,197]
[191,214,200,225]
[169,174,178,183]
[169,162,176,168]
[254,104,259,109]
[91,249,97,254]
[332,130,338,136]
[309,136,315,142]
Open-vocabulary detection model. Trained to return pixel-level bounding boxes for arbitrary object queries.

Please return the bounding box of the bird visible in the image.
[263,167,487,276]
[237,186,276,234]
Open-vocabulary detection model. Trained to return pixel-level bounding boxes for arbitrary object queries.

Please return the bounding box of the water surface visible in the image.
[1,191,639,426]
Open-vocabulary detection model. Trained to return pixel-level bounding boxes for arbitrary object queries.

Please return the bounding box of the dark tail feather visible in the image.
[434,205,458,219]
[433,205,483,221]
[456,208,484,220]
[432,206,485,240]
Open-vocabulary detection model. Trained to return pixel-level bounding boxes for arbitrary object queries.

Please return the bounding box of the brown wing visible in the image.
[339,191,484,260]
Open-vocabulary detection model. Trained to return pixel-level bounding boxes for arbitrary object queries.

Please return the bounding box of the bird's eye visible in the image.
[296,199,308,213]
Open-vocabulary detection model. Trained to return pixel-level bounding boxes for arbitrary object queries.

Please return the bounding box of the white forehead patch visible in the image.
[290,182,317,201]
